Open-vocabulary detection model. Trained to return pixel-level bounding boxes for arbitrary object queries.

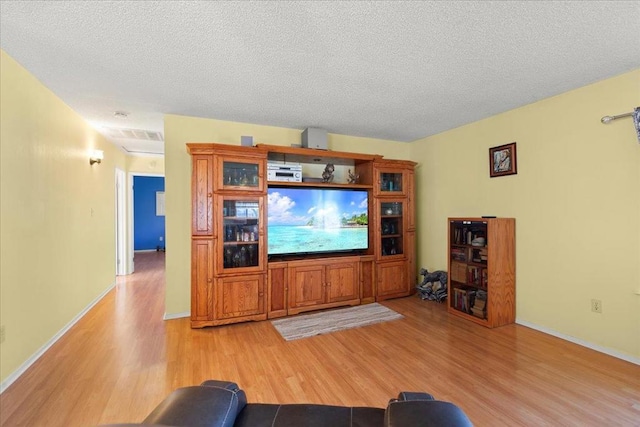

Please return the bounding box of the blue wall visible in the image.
[134,176,165,251]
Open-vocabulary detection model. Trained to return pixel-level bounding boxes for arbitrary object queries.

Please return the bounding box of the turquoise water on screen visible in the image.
[268,225,368,255]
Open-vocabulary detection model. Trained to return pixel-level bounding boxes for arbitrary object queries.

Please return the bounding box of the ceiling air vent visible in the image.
[103,127,164,141]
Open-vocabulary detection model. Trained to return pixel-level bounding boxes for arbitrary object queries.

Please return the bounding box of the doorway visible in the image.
[133,175,166,251]
[128,172,165,273]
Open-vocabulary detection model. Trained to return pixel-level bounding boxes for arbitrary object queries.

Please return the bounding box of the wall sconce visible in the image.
[89,150,104,165]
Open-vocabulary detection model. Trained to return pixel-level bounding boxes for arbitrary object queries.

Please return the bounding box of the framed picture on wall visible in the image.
[489,142,517,177]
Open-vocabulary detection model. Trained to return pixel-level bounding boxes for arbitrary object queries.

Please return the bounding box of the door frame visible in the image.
[115,168,127,276]
[128,172,165,273]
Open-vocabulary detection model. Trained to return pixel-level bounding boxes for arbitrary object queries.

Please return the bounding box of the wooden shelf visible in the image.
[450,306,490,327]
[257,143,381,166]
[447,217,515,328]
[267,181,372,189]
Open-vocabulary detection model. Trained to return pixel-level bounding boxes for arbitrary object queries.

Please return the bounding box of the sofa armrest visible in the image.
[395,391,435,401]
[384,400,473,427]
[200,380,243,392]
[142,385,247,427]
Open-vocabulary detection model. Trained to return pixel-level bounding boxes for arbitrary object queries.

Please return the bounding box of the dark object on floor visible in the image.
[416,268,448,302]
[99,379,472,427]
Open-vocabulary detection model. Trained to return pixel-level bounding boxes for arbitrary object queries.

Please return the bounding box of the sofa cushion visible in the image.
[142,385,246,427]
[234,403,385,427]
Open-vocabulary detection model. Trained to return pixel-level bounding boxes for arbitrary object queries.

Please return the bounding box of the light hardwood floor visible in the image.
[1,252,639,426]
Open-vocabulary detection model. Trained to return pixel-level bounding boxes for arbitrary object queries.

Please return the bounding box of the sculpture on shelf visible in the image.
[321,163,335,183]
[347,169,359,184]
[416,268,448,302]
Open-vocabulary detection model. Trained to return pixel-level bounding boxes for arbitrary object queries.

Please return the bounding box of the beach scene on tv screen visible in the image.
[267,188,368,255]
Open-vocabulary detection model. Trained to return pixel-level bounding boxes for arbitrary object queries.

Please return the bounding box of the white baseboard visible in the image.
[134,249,159,253]
[516,318,640,366]
[0,281,116,394]
[163,311,190,320]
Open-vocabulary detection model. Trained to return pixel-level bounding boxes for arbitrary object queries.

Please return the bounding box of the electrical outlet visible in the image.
[0,325,5,344]
[591,299,602,313]
[159,236,163,241]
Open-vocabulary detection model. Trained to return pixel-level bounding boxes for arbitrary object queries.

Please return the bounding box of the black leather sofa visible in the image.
[103,380,473,426]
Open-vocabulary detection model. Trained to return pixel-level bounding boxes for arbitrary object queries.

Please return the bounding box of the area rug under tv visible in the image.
[271,303,404,341]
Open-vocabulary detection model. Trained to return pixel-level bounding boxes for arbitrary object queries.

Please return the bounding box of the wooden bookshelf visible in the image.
[447,217,515,328]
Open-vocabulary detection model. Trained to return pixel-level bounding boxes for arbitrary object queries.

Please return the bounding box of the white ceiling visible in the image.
[1,1,639,156]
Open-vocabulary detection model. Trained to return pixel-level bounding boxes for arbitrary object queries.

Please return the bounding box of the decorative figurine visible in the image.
[347,169,359,184]
[416,268,448,302]
[321,163,335,183]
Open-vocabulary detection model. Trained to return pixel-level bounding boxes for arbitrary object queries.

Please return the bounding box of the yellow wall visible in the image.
[0,50,128,383]
[127,155,165,174]
[411,70,640,360]
[164,115,410,315]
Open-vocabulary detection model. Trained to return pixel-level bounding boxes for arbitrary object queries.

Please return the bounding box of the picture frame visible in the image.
[489,142,517,177]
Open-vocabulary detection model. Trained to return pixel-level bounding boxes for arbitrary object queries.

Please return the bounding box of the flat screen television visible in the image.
[267,187,368,256]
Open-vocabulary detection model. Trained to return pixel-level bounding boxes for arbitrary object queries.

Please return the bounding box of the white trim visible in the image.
[131,172,164,177]
[163,311,190,320]
[516,319,640,366]
[115,168,127,276]
[127,172,135,274]
[125,152,164,158]
[134,249,159,253]
[0,282,116,394]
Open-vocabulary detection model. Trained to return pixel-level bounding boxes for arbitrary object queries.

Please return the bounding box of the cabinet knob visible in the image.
[207,278,212,283]
[207,192,212,197]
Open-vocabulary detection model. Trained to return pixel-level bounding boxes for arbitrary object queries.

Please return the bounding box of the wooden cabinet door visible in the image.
[376,199,407,261]
[216,195,265,275]
[326,261,359,304]
[288,264,325,311]
[374,166,406,197]
[268,262,288,319]
[191,239,214,323]
[215,155,266,193]
[192,155,214,236]
[214,274,265,320]
[360,256,376,303]
[376,261,409,300]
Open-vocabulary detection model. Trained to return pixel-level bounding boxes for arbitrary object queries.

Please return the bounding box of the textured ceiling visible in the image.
[1,1,639,155]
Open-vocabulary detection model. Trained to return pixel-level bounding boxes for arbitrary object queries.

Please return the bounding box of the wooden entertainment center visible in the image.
[187,142,416,328]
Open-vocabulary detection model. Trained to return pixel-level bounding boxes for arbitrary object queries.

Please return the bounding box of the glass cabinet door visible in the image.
[376,169,405,196]
[379,200,404,258]
[380,172,402,193]
[220,197,263,272]
[216,157,264,192]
